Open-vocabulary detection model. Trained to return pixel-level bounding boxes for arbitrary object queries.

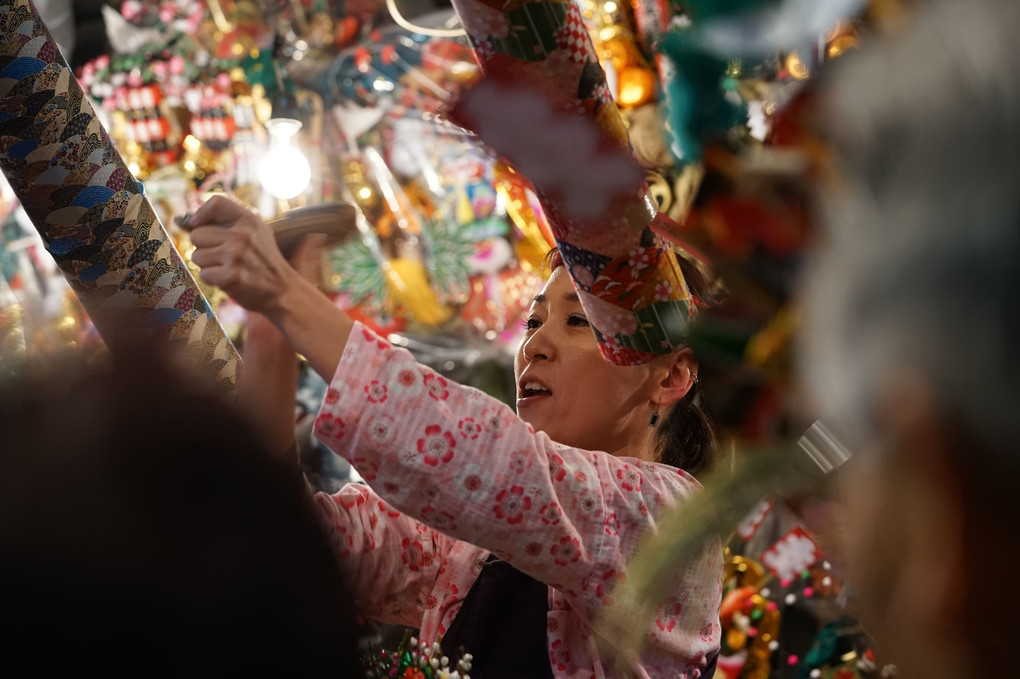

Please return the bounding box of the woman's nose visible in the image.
[521,327,555,362]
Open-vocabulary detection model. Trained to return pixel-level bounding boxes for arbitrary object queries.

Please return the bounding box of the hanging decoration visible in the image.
[446,0,699,366]
[0,0,240,390]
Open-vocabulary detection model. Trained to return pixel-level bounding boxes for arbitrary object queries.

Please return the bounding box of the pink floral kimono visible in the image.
[313,323,722,678]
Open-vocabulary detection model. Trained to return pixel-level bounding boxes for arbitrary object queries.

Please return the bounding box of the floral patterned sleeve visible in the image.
[315,323,721,658]
[313,483,449,627]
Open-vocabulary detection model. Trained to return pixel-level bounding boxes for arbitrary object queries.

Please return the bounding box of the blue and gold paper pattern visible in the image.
[0,0,240,389]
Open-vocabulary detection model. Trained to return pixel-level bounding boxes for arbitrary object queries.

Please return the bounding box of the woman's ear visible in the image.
[654,348,698,406]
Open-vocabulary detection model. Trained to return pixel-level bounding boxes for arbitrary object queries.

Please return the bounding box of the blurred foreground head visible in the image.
[0,349,359,675]
[803,1,1020,676]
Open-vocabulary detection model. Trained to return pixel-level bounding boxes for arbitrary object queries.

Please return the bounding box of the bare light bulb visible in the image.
[259,118,311,200]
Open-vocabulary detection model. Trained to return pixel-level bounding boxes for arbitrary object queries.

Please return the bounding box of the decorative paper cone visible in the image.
[0,0,240,390]
[448,0,696,365]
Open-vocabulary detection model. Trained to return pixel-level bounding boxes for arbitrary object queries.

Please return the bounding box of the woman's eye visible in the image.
[567,314,590,327]
[522,317,542,330]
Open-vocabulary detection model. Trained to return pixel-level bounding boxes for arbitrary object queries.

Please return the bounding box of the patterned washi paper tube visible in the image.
[0,0,240,390]
[448,0,695,366]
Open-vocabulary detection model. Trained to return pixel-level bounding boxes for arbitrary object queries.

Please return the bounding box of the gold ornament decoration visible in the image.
[720,555,782,679]
[645,171,673,213]
[625,105,675,169]
[668,162,706,224]
[602,36,636,73]
[785,52,811,80]
[343,159,378,211]
[726,628,748,652]
[618,65,658,108]
[384,257,453,327]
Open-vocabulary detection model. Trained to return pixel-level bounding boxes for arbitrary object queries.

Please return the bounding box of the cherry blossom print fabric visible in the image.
[314,322,722,678]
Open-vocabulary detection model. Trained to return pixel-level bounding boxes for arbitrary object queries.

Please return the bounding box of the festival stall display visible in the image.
[0,0,907,676]
[717,504,886,679]
[74,1,558,350]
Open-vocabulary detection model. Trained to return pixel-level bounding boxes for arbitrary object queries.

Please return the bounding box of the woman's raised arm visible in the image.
[185,196,353,381]
[314,321,721,643]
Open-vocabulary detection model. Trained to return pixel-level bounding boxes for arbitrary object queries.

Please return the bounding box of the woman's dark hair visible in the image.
[545,248,717,476]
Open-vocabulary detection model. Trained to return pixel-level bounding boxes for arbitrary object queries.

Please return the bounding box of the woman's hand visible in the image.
[185,195,300,316]
[183,195,355,382]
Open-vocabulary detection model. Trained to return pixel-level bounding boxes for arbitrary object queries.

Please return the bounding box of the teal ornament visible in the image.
[798,623,839,678]
[658,31,744,164]
[675,0,777,21]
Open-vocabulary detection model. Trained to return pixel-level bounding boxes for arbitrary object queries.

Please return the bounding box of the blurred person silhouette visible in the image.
[0,343,361,676]
[801,1,1020,677]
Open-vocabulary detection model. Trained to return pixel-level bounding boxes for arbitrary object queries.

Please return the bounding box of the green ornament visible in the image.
[327,236,388,311]
[421,218,474,305]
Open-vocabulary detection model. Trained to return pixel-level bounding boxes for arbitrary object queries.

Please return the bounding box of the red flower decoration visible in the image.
[596,569,622,605]
[464,475,482,491]
[424,373,449,401]
[351,457,378,481]
[540,502,562,525]
[401,538,425,572]
[417,424,456,466]
[509,449,532,473]
[549,453,567,482]
[323,387,340,405]
[493,485,532,524]
[616,464,641,492]
[484,410,506,438]
[656,601,683,633]
[364,380,388,403]
[578,491,600,515]
[442,584,460,607]
[422,506,458,532]
[550,535,582,566]
[315,412,345,440]
[549,639,570,672]
[604,512,620,536]
[458,417,481,439]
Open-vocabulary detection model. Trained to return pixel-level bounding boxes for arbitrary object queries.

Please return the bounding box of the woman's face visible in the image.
[514,267,660,456]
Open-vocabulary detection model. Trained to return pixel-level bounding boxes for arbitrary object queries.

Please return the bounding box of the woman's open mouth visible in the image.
[517,379,553,407]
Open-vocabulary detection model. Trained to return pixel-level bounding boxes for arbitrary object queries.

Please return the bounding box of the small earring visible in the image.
[648,402,660,428]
